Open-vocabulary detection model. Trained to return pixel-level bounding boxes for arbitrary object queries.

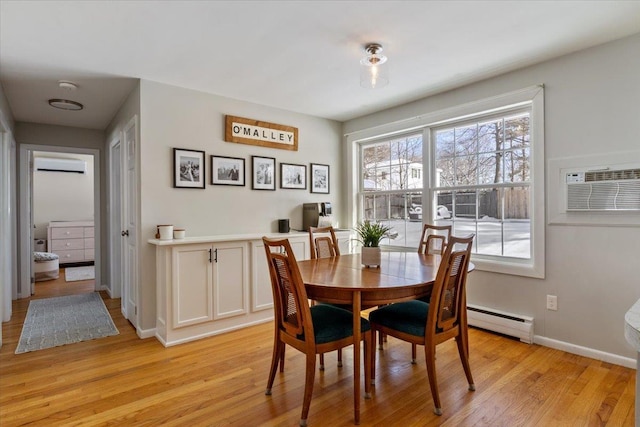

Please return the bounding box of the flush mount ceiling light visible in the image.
[360,43,389,89]
[48,80,83,110]
[48,99,84,111]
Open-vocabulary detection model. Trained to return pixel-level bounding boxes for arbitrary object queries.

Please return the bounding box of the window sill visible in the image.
[471,255,545,279]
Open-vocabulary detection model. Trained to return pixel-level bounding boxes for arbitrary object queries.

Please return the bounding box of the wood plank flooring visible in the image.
[0,272,635,426]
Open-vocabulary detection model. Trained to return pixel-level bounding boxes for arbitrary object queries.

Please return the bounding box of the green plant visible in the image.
[354,220,392,247]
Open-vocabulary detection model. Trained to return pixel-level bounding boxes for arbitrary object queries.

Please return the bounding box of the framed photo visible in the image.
[173,148,205,189]
[251,156,276,190]
[280,163,307,190]
[310,163,330,194]
[211,155,245,186]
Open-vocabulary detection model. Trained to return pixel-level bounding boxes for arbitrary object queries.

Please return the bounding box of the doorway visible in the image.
[18,145,101,301]
[32,151,96,298]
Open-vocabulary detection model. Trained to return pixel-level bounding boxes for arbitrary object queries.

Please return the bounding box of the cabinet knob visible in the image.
[65,231,70,235]
[66,243,70,246]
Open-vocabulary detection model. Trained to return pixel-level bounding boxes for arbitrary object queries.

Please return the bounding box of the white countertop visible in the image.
[624,298,640,352]
[148,230,352,246]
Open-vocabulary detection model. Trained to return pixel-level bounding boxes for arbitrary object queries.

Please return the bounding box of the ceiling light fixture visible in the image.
[360,43,388,89]
[48,99,84,111]
[48,80,83,110]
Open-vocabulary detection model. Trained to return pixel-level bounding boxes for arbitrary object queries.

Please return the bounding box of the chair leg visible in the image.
[411,343,417,364]
[300,353,317,427]
[364,330,372,398]
[279,342,286,372]
[456,334,475,391]
[371,328,377,384]
[319,353,325,371]
[266,338,283,395]
[337,349,343,367]
[378,329,384,350]
[424,344,442,415]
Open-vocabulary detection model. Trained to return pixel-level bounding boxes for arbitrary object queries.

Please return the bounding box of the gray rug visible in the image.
[15,292,119,354]
[65,266,95,282]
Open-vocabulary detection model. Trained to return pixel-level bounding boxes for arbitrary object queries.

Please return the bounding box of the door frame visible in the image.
[18,144,101,298]
[108,135,122,299]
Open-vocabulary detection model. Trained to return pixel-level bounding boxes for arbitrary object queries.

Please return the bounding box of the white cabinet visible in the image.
[47,220,95,264]
[150,231,350,347]
[169,241,248,330]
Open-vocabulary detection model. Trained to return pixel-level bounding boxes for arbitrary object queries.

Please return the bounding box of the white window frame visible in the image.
[347,86,545,278]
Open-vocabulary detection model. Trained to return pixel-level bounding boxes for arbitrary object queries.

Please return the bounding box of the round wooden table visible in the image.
[297,252,457,425]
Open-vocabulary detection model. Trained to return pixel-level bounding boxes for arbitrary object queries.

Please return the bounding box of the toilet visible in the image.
[34,252,59,281]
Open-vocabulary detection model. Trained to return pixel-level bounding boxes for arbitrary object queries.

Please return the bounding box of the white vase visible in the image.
[361,246,381,268]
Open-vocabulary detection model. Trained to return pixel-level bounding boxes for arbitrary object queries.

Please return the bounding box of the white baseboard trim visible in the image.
[160,318,273,347]
[137,327,156,339]
[534,335,637,369]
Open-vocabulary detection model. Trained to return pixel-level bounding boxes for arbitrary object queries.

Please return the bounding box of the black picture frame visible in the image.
[280,163,307,190]
[251,155,276,190]
[173,148,205,189]
[211,155,245,186]
[310,163,330,194]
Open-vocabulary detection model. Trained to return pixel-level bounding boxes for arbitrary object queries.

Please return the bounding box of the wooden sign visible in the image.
[225,115,298,151]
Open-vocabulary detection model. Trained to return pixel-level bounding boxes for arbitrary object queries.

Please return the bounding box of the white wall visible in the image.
[344,33,640,361]
[32,152,94,239]
[137,80,342,330]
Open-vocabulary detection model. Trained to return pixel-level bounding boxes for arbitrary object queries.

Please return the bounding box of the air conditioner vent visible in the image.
[566,167,640,212]
[585,168,640,182]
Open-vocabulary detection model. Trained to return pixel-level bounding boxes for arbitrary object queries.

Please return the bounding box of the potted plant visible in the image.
[354,220,391,267]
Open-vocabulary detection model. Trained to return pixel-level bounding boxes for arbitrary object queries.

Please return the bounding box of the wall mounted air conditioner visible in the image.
[565,167,640,211]
[34,157,86,174]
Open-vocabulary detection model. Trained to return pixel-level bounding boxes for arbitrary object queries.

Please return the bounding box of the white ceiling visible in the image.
[2,1,640,130]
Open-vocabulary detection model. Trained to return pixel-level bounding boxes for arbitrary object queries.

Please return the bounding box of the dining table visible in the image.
[297,251,471,425]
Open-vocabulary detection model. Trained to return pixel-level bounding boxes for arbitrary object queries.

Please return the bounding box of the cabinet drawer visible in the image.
[84,249,95,261]
[84,238,94,249]
[51,227,84,239]
[55,249,85,263]
[84,227,94,238]
[51,239,84,250]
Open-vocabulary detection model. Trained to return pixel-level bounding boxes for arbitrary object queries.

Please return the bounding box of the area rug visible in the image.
[65,266,95,282]
[15,292,119,354]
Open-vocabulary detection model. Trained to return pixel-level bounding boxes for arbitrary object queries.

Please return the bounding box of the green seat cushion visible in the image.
[369,300,429,337]
[299,304,371,344]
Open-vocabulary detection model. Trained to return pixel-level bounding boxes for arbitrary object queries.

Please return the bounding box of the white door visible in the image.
[109,138,122,299]
[122,117,138,327]
[27,151,35,295]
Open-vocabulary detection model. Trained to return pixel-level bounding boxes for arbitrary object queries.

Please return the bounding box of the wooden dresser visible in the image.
[47,220,94,265]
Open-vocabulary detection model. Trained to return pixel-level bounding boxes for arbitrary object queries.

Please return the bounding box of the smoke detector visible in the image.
[58,80,78,91]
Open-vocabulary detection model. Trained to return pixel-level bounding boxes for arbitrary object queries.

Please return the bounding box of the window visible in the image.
[359,133,423,248]
[352,86,544,277]
[432,110,531,259]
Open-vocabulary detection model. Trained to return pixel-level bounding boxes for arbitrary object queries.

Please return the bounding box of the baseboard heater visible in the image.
[467,304,533,344]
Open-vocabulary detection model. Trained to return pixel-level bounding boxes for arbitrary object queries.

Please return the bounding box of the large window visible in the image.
[359,133,423,248]
[432,110,531,259]
[353,86,544,277]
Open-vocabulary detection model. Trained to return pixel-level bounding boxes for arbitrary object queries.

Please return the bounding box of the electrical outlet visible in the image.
[546,295,558,311]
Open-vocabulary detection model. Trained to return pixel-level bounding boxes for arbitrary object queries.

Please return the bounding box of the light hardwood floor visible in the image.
[0,271,635,426]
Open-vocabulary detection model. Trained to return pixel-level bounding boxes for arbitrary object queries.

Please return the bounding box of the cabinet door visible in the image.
[172,243,214,328]
[336,232,353,254]
[213,241,248,320]
[288,236,309,261]
[250,241,273,312]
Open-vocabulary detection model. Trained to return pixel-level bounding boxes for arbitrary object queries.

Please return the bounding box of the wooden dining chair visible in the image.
[309,226,340,259]
[417,223,452,255]
[309,226,344,369]
[262,237,372,427]
[410,223,453,360]
[369,234,475,416]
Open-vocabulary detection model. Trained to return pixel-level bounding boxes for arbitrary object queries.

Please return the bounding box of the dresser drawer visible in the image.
[51,239,85,250]
[84,249,95,261]
[84,227,94,238]
[51,227,84,239]
[55,249,85,263]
